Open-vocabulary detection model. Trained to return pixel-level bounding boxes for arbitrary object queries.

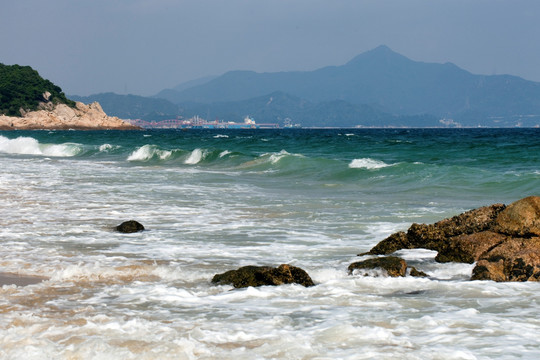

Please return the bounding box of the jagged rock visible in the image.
[363,204,505,256]
[348,256,407,277]
[211,264,315,288]
[116,220,145,233]
[362,197,540,282]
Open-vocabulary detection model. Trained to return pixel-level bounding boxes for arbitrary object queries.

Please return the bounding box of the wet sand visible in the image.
[0,272,45,286]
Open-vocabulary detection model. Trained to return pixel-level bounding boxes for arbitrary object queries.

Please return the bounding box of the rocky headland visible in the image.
[358,196,540,282]
[0,100,139,130]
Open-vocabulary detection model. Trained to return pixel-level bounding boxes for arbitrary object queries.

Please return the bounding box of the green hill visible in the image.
[0,63,75,116]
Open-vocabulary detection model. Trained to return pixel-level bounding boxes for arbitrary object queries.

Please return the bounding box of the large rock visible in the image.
[348,256,407,277]
[364,204,505,255]
[212,264,315,288]
[494,196,540,237]
[472,237,540,281]
[362,197,540,282]
[435,231,507,263]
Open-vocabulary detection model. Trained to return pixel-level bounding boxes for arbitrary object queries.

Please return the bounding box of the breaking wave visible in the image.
[349,158,393,169]
[0,135,82,157]
[127,144,174,161]
[184,148,204,164]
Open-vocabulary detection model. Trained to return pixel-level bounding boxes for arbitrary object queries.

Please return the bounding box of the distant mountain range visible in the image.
[71,46,540,127]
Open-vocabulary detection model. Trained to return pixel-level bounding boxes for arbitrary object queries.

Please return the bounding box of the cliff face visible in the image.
[0,101,140,130]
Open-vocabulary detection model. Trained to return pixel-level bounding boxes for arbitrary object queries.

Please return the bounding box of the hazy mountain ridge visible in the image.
[71,46,540,127]
[155,45,540,126]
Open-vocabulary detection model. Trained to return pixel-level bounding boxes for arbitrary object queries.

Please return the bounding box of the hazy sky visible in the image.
[2,0,539,96]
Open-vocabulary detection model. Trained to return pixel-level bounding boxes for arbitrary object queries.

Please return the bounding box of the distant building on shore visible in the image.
[126,116,280,129]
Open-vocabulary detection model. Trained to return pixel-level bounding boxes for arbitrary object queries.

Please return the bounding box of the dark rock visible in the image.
[116,220,145,233]
[409,267,429,277]
[211,264,315,288]
[348,256,407,277]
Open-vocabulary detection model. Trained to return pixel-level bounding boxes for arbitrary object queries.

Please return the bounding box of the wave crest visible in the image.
[184,148,205,164]
[0,135,81,157]
[127,144,173,161]
[349,158,392,169]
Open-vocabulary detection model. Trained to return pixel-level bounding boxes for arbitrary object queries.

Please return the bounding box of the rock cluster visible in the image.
[212,264,315,288]
[0,101,139,130]
[361,196,540,282]
[113,197,540,290]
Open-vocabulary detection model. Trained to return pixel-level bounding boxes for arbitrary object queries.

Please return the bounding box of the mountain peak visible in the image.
[345,45,410,66]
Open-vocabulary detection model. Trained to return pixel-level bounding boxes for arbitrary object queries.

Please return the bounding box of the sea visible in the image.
[0,128,539,359]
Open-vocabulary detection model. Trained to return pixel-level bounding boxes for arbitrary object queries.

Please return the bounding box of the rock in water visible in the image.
[348,256,408,277]
[212,264,315,288]
[116,220,145,233]
[362,196,540,282]
[363,203,506,256]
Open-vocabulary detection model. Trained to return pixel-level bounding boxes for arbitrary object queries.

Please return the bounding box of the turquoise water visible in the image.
[1,129,540,359]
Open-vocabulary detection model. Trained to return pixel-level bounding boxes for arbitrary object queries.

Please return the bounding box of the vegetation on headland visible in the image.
[0,63,75,117]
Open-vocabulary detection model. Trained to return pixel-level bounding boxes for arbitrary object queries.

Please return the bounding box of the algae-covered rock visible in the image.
[212,264,315,288]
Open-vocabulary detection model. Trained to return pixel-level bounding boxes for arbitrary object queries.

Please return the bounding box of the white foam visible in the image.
[265,150,304,164]
[184,148,204,164]
[127,144,172,161]
[99,143,120,152]
[349,158,392,169]
[0,135,81,157]
[214,134,229,138]
[219,150,232,158]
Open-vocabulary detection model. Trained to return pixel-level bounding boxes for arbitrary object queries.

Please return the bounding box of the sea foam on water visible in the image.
[1,129,540,359]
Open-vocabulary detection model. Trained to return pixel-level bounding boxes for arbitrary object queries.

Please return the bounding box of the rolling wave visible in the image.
[0,135,82,157]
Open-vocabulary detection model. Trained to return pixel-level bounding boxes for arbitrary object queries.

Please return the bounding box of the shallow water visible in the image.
[1,129,539,359]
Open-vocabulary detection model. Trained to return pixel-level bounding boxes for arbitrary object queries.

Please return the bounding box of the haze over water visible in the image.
[1,128,539,359]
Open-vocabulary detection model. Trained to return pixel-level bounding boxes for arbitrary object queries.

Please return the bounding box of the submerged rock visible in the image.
[348,256,407,277]
[211,264,315,288]
[116,220,145,233]
[409,267,429,277]
[362,196,540,282]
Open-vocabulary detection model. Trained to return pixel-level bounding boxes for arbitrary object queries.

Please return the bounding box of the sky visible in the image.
[1,0,540,97]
